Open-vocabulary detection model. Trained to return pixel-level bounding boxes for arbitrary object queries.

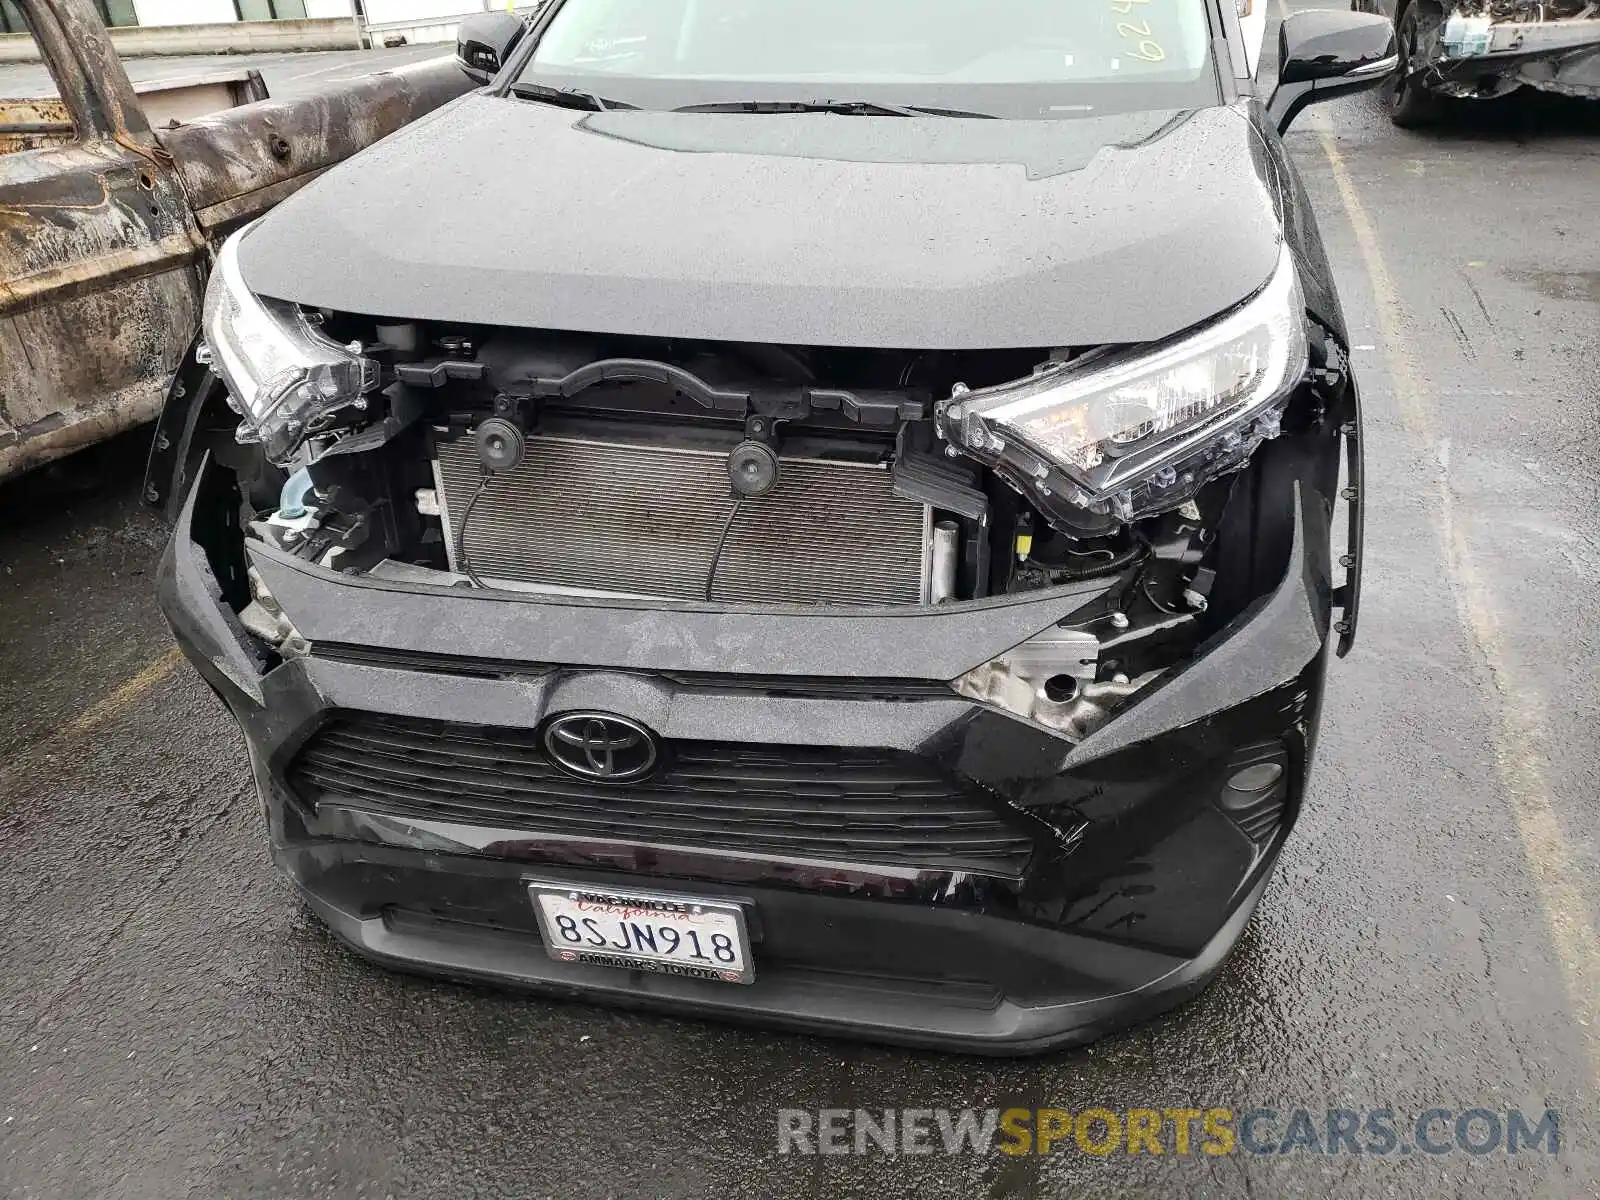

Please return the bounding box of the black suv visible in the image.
[150,0,1393,1052]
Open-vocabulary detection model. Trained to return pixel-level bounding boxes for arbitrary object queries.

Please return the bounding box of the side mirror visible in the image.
[456,12,529,85]
[1267,10,1398,133]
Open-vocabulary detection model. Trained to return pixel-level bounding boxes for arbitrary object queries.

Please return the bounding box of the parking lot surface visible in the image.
[2,13,1598,1198]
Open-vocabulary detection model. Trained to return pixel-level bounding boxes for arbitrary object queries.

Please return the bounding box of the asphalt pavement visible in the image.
[2,19,1599,1200]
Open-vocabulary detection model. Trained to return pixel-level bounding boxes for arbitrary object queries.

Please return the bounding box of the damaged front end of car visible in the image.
[1393,0,1600,105]
[146,219,1362,1051]
[170,227,1358,734]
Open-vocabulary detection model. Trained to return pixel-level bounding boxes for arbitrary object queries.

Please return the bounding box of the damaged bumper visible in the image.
[158,445,1339,1053]
[1422,7,1600,97]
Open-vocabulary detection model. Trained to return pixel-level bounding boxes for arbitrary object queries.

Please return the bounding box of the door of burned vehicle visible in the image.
[0,0,475,482]
[0,0,206,480]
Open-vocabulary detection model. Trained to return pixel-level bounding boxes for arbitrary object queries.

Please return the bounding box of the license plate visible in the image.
[526,880,753,984]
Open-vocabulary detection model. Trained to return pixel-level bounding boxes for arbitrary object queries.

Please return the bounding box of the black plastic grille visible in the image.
[288,715,1035,876]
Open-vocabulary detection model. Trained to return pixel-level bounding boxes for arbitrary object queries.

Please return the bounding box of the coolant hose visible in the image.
[277,467,317,520]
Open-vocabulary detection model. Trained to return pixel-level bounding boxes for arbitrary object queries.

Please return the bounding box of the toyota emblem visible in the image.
[543,712,659,783]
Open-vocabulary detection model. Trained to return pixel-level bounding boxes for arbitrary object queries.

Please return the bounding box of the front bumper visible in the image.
[159,455,1337,1054]
[1428,14,1600,97]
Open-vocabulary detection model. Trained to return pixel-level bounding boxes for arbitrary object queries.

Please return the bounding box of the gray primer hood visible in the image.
[239,95,1283,350]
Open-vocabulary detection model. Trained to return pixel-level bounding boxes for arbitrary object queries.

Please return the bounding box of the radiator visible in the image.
[433,433,931,605]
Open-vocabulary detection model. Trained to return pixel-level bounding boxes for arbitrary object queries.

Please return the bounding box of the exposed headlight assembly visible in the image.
[200,225,379,465]
[938,244,1308,533]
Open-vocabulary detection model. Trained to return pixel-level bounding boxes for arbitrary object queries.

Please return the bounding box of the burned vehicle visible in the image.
[1367,0,1600,124]
[0,0,471,482]
[152,0,1388,1052]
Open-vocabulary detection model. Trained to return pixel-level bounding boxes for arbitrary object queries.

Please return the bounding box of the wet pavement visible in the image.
[3,20,1599,1200]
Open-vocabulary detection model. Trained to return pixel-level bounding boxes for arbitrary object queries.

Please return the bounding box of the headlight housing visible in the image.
[200,225,378,464]
[938,244,1307,531]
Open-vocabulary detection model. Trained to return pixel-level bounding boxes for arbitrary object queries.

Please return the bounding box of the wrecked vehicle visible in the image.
[1369,0,1600,124]
[0,0,473,481]
[151,0,1387,1052]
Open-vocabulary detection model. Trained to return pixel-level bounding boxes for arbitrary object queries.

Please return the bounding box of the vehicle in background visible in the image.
[1238,0,1269,76]
[0,0,474,483]
[0,68,270,155]
[152,1,1390,1052]
[1362,0,1600,125]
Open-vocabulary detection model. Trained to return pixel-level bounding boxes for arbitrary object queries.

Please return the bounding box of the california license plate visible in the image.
[526,881,753,984]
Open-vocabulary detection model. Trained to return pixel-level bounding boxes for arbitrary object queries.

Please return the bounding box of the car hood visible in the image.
[238,94,1284,350]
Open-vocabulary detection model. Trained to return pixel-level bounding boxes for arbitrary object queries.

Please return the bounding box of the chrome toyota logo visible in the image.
[542,712,659,782]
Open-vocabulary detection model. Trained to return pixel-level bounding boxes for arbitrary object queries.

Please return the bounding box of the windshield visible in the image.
[513,0,1220,118]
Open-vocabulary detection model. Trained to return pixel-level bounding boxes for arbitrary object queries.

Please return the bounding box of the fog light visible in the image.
[1227,761,1284,793]
[1217,747,1289,845]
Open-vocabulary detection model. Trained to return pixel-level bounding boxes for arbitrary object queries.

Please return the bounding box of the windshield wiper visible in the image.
[511,82,637,111]
[673,99,995,118]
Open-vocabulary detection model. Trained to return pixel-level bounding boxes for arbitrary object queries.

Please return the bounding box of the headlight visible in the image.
[200,225,378,464]
[938,244,1307,528]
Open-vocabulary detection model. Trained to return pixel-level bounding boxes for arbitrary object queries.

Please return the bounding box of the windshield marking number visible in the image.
[1109,0,1167,63]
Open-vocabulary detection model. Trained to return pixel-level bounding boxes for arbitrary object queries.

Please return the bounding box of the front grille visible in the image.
[287,714,1035,877]
[433,433,929,605]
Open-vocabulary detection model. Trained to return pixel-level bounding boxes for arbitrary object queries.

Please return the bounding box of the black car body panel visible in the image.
[1251,105,1348,345]
[236,98,1289,350]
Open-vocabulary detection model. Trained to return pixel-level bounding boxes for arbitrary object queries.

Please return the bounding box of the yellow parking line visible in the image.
[1308,115,1600,1061]
[61,646,185,739]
